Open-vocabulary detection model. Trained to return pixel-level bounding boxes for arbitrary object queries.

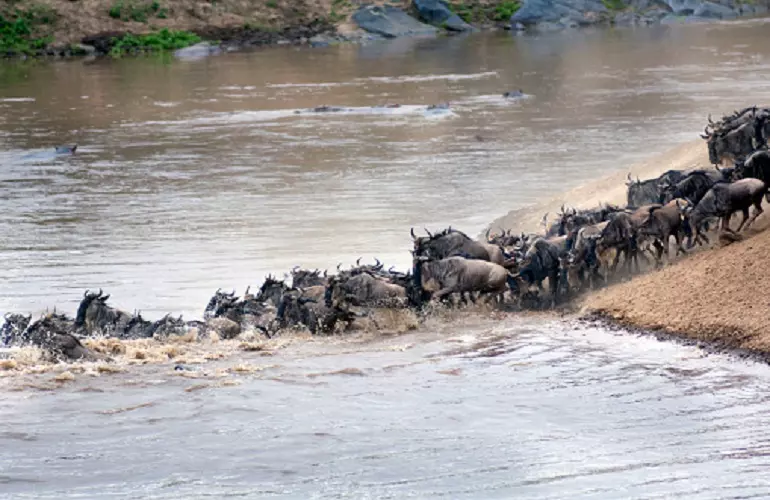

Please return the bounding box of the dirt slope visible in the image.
[581,216,770,354]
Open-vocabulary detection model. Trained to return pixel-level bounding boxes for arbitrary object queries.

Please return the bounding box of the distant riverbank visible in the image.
[3,0,770,60]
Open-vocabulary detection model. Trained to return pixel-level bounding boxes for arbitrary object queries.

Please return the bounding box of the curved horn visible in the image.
[374,258,381,268]
[356,257,362,266]
[98,288,103,297]
[216,287,222,294]
[102,294,110,302]
[245,285,250,295]
[410,227,416,240]
[627,173,633,183]
[337,263,342,271]
[84,289,90,298]
[323,269,328,277]
[485,228,491,240]
[424,227,433,238]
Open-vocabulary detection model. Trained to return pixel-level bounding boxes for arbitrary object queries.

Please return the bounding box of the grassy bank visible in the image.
[0,0,522,59]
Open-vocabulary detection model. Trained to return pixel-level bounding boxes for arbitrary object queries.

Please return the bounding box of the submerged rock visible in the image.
[352,5,439,38]
[173,42,222,60]
[412,0,475,31]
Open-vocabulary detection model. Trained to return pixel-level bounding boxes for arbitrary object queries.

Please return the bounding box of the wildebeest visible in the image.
[256,276,289,307]
[412,256,513,305]
[1,313,31,347]
[626,170,687,208]
[144,314,189,339]
[509,237,562,307]
[276,288,355,335]
[596,212,642,275]
[566,221,609,291]
[25,312,101,361]
[660,170,727,206]
[685,178,768,243]
[74,289,135,337]
[412,227,505,265]
[701,107,770,165]
[733,149,770,185]
[637,199,691,262]
[327,271,408,309]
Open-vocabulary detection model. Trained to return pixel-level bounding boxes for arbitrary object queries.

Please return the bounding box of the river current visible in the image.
[3,18,770,499]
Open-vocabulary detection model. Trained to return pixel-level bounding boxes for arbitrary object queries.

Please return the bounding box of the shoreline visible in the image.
[3,0,770,62]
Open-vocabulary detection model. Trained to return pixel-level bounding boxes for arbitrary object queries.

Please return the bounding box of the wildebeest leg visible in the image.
[744,202,763,230]
[734,208,750,232]
[433,288,457,302]
[652,240,665,266]
[549,271,559,308]
[674,232,686,256]
[721,215,739,235]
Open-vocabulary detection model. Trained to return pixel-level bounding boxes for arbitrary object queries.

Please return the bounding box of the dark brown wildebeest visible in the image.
[290,267,329,288]
[412,255,513,305]
[701,107,770,165]
[638,198,691,263]
[566,221,609,291]
[74,289,135,337]
[411,227,505,265]
[685,178,769,243]
[25,312,102,361]
[733,149,770,185]
[508,237,563,307]
[326,271,408,309]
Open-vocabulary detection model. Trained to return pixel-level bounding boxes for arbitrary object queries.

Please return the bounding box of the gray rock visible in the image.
[352,5,439,38]
[511,0,608,26]
[412,0,475,31]
[614,11,640,24]
[693,1,737,17]
[71,44,97,56]
[173,42,222,60]
[206,317,241,340]
[663,0,703,14]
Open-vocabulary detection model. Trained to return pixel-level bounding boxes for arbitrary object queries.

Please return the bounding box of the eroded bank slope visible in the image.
[581,216,770,354]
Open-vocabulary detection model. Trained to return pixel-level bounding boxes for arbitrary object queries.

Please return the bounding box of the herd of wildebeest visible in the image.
[3,106,770,363]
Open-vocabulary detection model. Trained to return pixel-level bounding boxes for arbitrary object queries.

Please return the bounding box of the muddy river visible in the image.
[3,18,770,499]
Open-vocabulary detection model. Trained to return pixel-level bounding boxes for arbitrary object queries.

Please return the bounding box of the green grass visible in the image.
[109,28,201,56]
[493,0,520,20]
[0,6,57,55]
[602,0,626,11]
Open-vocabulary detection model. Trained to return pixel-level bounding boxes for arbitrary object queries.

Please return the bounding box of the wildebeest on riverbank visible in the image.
[4,108,770,362]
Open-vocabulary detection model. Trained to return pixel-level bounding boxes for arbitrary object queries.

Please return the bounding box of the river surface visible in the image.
[3,317,770,499]
[3,18,770,318]
[4,18,770,499]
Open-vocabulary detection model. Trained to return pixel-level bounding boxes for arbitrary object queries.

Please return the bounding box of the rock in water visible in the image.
[510,0,608,27]
[412,0,475,31]
[174,42,222,60]
[352,5,439,38]
[693,1,738,18]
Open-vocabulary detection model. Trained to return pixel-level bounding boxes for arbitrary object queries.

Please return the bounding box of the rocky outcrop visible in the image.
[511,0,608,27]
[511,0,770,31]
[352,5,439,38]
[412,0,475,31]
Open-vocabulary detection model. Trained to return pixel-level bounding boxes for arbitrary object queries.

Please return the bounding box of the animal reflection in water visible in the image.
[4,107,770,362]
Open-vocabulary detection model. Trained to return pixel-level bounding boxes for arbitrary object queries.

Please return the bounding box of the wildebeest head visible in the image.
[204,288,239,320]
[290,267,328,288]
[257,275,288,307]
[74,288,107,328]
[25,312,76,351]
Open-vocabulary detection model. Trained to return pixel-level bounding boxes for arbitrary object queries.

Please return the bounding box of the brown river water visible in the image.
[4,18,770,499]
